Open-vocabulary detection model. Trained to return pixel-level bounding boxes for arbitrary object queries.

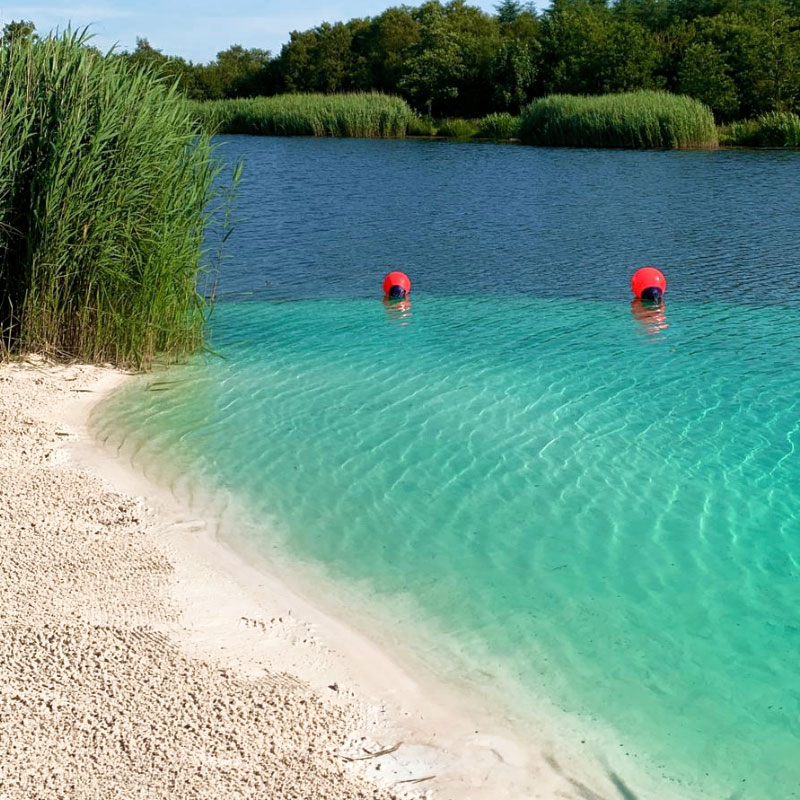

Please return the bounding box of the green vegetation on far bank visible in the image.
[0,30,222,369]
[188,90,800,149]
[103,0,800,127]
[720,112,800,147]
[188,93,413,137]
[189,91,735,150]
[477,112,521,140]
[519,91,718,149]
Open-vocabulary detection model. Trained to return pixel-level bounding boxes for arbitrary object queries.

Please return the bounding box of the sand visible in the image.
[0,357,655,800]
[1,358,413,800]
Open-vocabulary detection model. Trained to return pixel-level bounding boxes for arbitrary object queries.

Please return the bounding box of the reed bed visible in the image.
[436,118,480,139]
[189,93,413,137]
[407,116,439,136]
[0,30,220,368]
[721,112,800,147]
[519,91,718,149]
[477,112,520,140]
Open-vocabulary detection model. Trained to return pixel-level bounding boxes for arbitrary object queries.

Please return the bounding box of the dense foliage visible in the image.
[188,93,414,136]
[519,90,718,146]
[106,0,800,122]
[0,30,220,367]
[721,110,800,144]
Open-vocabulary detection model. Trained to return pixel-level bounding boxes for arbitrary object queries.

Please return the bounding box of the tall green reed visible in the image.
[436,118,480,139]
[188,93,413,138]
[0,30,222,368]
[721,112,800,147]
[407,116,439,136]
[519,91,718,149]
[477,112,520,140]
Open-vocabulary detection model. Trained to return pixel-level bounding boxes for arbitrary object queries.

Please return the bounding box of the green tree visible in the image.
[101,0,800,120]
[313,22,355,92]
[757,1,800,112]
[539,1,613,93]
[123,38,205,99]
[206,45,271,97]
[399,2,467,115]
[490,39,540,110]
[363,7,421,92]
[540,1,657,94]
[443,0,501,114]
[345,17,374,90]
[495,1,538,25]
[613,0,674,30]
[277,21,363,93]
[678,41,740,116]
[496,0,525,25]
[598,19,658,91]
[278,30,318,92]
[690,13,776,115]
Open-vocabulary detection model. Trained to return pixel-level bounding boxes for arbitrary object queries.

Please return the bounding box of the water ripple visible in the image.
[98,138,800,800]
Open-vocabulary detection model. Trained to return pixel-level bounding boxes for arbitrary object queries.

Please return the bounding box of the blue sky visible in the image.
[1,1,511,63]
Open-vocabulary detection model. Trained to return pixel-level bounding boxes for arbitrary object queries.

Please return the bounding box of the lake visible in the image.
[96,137,800,798]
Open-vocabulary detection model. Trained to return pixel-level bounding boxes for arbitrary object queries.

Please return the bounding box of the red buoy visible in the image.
[631,267,667,301]
[382,270,411,299]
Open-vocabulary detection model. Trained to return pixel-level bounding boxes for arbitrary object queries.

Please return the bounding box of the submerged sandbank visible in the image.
[1,358,676,799]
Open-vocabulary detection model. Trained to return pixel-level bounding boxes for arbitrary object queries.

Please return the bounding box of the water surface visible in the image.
[98,138,800,798]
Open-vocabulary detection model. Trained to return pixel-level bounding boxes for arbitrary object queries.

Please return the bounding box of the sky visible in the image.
[0,1,514,64]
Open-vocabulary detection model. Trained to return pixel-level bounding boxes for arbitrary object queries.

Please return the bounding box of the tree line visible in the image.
[7,0,800,121]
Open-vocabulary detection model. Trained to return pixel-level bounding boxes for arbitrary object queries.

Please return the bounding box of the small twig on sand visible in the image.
[342,742,402,762]
[395,775,436,785]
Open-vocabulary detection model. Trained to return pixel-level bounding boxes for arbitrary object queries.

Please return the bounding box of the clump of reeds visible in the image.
[188,93,413,138]
[436,118,480,139]
[407,116,439,136]
[721,112,800,147]
[477,112,520,140]
[519,91,718,149]
[0,30,221,368]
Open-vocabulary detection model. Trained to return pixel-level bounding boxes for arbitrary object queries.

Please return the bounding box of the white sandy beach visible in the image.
[0,358,655,800]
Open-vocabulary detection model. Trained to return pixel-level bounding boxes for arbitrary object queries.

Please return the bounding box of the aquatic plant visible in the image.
[436,118,480,139]
[189,93,413,138]
[519,91,718,149]
[407,116,439,136]
[477,112,520,140]
[0,29,221,368]
[721,112,800,147]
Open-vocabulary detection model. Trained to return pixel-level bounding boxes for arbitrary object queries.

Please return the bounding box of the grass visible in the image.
[407,115,439,136]
[188,93,414,138]
[720,112,800,147]
[189,100,519,142]
[0,30,223,369]
[477,112,520,140]
[436,118,480,139]
[408,113,520,140]
[519,91,718,149]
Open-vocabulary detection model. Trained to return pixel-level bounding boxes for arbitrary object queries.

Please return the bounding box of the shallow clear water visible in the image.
[97,138,800,798]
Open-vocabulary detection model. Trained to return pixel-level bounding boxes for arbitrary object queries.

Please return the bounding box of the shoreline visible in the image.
[2,357,682,799]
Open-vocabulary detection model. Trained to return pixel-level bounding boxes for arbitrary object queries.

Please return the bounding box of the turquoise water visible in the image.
[97,139,800,798]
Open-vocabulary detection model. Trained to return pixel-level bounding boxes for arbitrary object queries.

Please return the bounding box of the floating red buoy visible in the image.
[383,270,411,299]
[631,267,667,301]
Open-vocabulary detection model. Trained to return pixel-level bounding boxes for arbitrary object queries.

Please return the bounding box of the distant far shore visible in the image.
[188,92,800,150]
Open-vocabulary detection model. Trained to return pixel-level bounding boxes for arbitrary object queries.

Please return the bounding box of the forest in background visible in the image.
[6,0,800,122]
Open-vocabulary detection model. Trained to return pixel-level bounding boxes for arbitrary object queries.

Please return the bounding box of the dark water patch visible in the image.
[210,137,800,309]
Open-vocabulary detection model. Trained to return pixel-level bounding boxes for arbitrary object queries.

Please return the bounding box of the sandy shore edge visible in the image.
[1,358,649,799]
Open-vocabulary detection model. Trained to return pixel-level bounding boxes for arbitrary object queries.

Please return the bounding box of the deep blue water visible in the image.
[97,138,800,798]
